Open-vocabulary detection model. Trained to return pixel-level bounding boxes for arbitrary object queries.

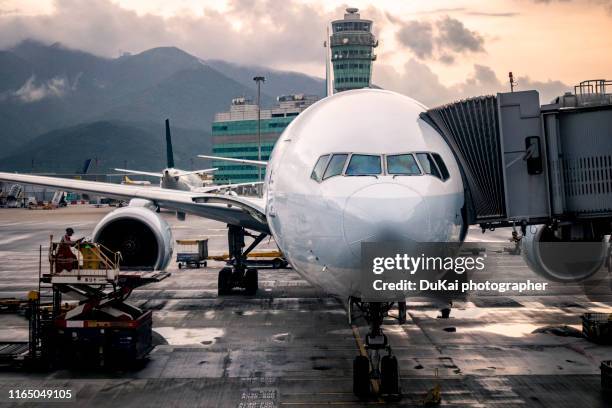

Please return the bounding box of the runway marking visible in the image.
[350,325,383,401]
[0,233,37,246]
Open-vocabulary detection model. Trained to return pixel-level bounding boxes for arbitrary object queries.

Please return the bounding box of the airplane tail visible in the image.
[165,119,175,168]
[80,159,92,175]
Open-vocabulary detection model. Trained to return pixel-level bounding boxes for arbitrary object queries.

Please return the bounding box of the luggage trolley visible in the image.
[175,239,208,269]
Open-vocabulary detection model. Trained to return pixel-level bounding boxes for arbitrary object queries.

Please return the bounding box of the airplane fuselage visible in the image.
[264,89,465,298]
[161,169,204,191]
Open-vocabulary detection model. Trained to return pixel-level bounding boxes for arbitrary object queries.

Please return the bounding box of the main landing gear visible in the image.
[350,298,404,400]
[217,225,266,296]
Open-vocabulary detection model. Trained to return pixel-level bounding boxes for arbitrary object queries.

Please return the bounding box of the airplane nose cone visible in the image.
[342,183,431,256]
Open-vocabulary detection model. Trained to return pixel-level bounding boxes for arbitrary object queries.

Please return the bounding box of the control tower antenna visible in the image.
[509,71,517,92]
[324,25,332,97]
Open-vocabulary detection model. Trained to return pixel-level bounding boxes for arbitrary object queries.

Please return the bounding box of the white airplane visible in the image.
[0,89,604,396]
[114,119,219,192]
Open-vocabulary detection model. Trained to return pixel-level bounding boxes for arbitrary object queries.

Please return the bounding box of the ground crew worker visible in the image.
[56,228,83,272]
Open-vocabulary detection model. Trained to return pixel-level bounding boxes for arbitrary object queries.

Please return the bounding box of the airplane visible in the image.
[121,175,151,186]
[114,119,218,192]
[0,89,607,397]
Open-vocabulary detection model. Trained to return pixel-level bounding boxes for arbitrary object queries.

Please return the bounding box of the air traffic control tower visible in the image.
[330,8,377,92]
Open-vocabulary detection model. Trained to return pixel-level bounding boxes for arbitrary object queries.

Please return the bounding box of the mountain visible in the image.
[0,120,210,173]
[0,41,324,166]
[206,59,325,98]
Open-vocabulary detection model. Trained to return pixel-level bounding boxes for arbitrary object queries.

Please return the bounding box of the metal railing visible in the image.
[47,236,121,283]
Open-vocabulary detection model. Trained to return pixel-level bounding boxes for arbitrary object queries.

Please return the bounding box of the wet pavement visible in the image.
[0,206,611,407]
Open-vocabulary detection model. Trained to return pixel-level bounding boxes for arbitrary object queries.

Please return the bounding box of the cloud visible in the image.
[0,0,337,70]
[373,59,570,107]
[13,75,75,102]
[436,16,485,53]
[395,16,485,62]
[467,11,519,17]
[396,21,434,58]
[529,0,612,14]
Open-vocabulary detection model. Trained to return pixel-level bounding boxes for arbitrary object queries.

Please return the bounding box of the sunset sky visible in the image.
[1,0,610,105]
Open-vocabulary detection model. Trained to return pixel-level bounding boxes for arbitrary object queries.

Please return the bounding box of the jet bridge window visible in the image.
[323,154,348,179]
[386,154,421,175]
[311,154,330,182]
[416,153,442,180]
[346,154,382,176]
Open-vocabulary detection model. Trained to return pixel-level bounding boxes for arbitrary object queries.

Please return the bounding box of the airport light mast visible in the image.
[330,7,377,93]
[253,76,265,185]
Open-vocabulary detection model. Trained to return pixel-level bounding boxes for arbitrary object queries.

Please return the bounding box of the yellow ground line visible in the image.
[350,325,383,401]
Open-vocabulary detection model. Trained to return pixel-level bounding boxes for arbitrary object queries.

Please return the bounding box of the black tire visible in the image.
[353,355,370,398]
[244,268,258,295]
[272,258,283,269]
[380,355,400,396]
[218,267,233,295]
[178,263,182,269]
[196,262,200,269]
[398,301,407,324]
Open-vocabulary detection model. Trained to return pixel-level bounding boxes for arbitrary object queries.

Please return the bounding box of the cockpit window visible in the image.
[386,154,421,175]
[432,153,450,181]
[416,153,442,180]
[323,154,348,179]
[311,154,330,182]
[346,154,382,176]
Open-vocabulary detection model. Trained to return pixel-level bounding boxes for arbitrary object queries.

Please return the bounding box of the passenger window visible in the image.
[416,153,441,179]
[387,154,421,175]
[311,155,330,182]
[432,153,450,181]
[346,154,382,176]
[323,154,348,179]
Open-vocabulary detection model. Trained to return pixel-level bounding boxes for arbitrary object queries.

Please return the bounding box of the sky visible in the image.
[0,0,611,106]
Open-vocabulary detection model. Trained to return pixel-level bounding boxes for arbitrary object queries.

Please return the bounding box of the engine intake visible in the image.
[521,225,608,282]
[92,205,173,270]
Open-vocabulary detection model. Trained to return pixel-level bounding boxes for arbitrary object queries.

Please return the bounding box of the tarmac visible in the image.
[0,205,611,407]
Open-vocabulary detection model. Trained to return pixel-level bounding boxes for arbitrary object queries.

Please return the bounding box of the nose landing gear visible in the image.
[217,225,266,296]
[350,299,402,401]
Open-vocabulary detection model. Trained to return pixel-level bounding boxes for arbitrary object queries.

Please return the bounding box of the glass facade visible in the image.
[212,96,318,183]
[330,8,377,92]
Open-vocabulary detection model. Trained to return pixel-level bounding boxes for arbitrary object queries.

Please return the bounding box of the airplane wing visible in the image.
[175,168,218,176]
[198,181,264,193]
[114,168,164,178]
[198,155,268,167]
[0,172,269,233]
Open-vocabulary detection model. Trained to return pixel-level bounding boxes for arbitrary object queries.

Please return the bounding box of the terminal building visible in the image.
[211,94,319,184]
[330,8,377,92]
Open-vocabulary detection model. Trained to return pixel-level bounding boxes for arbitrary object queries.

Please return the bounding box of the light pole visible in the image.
[253,76,265,185]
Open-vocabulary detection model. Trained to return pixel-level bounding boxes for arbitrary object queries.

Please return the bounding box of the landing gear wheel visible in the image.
[178,262,182,269]
[398,301,407,324]
[218,267,233,295]
[353,355,370,398]
[380,355,400,398]
[244,268,258,295]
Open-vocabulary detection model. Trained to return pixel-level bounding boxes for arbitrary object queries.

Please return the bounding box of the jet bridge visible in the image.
[422,79,612,232]
[422,79,612,282]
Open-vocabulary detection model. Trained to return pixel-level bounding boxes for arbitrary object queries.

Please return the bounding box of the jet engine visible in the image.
[521,224,609,282]
[92,199,173,270]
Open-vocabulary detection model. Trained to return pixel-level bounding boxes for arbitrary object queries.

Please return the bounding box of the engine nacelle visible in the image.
[92,202,173,270]
[521,225,608,282]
